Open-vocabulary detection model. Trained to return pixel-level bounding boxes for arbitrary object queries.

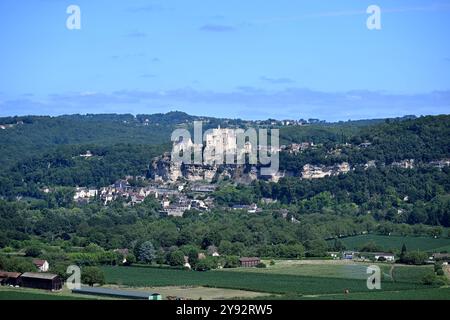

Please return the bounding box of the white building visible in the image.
[374,253,395,262]
[32,259,49,272]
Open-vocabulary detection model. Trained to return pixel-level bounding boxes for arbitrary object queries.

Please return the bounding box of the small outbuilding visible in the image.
[0,271,22,286]
[72,287,162,300]
[239,257,261,268]
[20,272,62,291]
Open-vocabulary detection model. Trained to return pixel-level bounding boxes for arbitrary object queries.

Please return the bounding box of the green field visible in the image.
[224,260,433,283]
[330,234,450,252]
[102,263,442,298]
[0,289,89,300]
[274,287,450,300]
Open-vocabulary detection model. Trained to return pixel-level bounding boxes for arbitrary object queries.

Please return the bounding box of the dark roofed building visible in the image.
[0,271,22,286]
[239,257,261,268]
[20,272,62,291]
[72,287,162,300]
[432,253,450,262]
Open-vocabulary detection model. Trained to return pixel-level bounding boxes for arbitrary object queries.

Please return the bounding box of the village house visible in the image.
[114,249,129,264]
[79,150,93,158]
[430,159,450,169]
[432,253,450,262]
[342,251,359,260]
[32,259,49,272]
[302,162,351,179]
[392,159,415,169]
[373,253,395,262]
[232,204,259,213]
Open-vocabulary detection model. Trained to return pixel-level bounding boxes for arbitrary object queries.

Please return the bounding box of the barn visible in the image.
[19,272,62,291]
[72,287,162,300]
[239,257,261,267]
[0,271,21,286]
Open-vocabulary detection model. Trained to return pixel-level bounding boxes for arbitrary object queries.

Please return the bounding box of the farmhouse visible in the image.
[33,259,49,272]
[432,253,450,262]
[342,251,359,260]
[239,257,261,267]
[20,272,62,291]
[374,252,395,262]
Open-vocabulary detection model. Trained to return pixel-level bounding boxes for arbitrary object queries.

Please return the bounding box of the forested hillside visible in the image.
[0,113,449,269]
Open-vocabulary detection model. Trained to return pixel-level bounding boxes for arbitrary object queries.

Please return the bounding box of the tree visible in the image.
[167,250,185,267]
[223,256,240,268]
[138,241,156,264]
[304,239,328,257]
[82,267,105,286]
[25,246,42,257]
[401,251,428,265]
[359,241,382,252]
[187,248,199,268]
[195,257,218,271]
[399,243,407,262]
[333,239,345,251]
[124,253,136,266]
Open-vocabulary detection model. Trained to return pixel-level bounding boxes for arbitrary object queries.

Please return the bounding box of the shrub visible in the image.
[256,262,267,268]
[25,246,42,257]
[421,273,437,285]
[436,269,444,276]
[82,267,105,286]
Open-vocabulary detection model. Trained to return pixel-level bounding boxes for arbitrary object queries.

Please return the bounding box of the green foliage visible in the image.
[24,246,42,257]
[256,262,267,268]
[194,257,218,271]
[167,250,185,267]
[138,241,156,264]
[359,241,382,253]
[401,251,429,265]
[82,266,105,286]
[222,256,240,268]
[0,255,36,273]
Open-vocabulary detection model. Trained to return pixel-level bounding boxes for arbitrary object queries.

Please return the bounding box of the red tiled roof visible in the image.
[0,271,22,278]
[32,259,47,267]
[239,257,260,262]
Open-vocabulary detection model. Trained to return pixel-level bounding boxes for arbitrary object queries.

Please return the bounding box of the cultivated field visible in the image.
[102,261,447,299]
[105,284,270,300]
[0,287,91,300]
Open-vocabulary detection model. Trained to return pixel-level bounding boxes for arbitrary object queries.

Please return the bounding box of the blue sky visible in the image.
[0,0,449,121]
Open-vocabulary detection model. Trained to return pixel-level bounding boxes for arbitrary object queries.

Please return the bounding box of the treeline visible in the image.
[0,113,175,168]
[0,143,168,198]
[215,166,450,227]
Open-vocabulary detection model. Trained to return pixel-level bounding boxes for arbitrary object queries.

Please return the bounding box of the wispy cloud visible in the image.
[2,88,448,121]
[250,3,450,25]
[260,76,295,84]
[199,24,236,32]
